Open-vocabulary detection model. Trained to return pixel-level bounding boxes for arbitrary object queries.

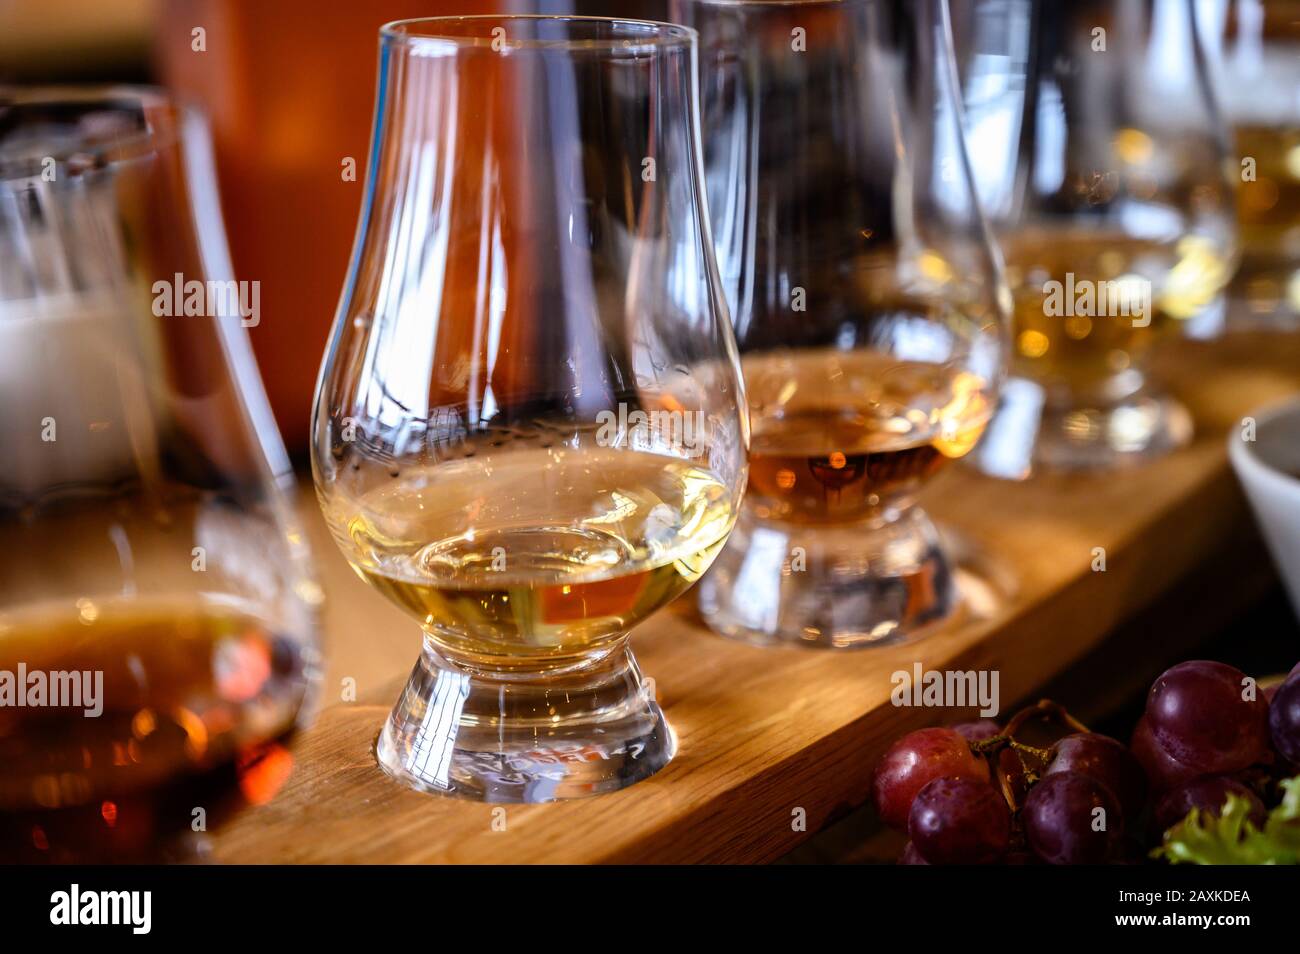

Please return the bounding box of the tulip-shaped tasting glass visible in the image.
[312,17,748,801]
[671,0,1009,648]
[0,88,321,861]
[960,0,1238,474]
[1199,0,1300,326]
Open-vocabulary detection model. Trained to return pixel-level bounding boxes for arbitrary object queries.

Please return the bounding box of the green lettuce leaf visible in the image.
[1154,776,1300,865]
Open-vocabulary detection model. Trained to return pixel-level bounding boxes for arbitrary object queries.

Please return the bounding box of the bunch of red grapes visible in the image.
[873,659,1300,864]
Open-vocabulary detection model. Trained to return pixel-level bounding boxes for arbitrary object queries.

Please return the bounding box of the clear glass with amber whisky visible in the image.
[0,89,321,861]
[312,17,748,800]
[1199,0,1300,327]
[672,0,1009,648]
[959,0,1238,474]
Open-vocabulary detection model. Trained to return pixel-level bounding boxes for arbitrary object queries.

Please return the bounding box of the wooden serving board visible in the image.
[211,330,1300,864]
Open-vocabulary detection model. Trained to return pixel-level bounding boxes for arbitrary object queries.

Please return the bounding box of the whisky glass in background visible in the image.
[0,88,322,862]
[960,0,1238,475]
[313,17,747,801]
[1198,0,1300,327]
[670,0,1008,648]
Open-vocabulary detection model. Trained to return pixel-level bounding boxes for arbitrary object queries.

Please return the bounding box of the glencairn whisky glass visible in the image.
[959,0,1238,474]
[1199,0,1300,326]
[671,0,1008,648]
[0,88,321,861]
[313,17,747,800]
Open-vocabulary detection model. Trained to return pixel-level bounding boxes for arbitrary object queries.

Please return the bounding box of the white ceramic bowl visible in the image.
[1229,396,1300,621]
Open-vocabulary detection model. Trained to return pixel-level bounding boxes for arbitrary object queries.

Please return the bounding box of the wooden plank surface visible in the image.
[211,330,1300,864]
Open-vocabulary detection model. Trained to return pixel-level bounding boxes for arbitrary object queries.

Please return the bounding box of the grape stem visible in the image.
[967,699,1091,813]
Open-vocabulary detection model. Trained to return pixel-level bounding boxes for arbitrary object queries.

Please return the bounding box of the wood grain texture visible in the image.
[211,331,1300,864]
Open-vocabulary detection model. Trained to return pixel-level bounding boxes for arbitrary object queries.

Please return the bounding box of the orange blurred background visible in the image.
[2,0,660,451]
[156,1,521,449]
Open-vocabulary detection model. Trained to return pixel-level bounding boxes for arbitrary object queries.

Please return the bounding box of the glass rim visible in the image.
[0,84,189,179]
[379,15,697,53]
[672,0,861,7]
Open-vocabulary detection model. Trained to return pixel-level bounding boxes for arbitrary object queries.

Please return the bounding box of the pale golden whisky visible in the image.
[1234,124,1300,316]
[1002,229,1233,389]
[1236,124,1300,255]
[327,446,736,669]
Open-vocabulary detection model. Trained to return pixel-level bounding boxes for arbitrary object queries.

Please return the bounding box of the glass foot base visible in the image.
[1225,262,1300,333]
[696,507,1001,649]
[376,640,674,802]
[1035,393,1192,472]
[972,377,1193,478]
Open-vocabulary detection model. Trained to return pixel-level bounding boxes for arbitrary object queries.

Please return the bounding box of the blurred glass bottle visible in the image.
[0,88,321,862]
[1198,0,1300,327]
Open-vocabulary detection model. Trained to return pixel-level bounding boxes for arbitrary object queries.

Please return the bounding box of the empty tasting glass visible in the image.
[1198,0,1300,327]
[959,0,1238,475]
[671,0,1008,648]
[313,17,747,800]
[0,88,322,862]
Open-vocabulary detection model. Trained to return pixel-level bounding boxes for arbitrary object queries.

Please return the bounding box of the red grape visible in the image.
[872,728,986,831]
[1154,775,1267,833]
[1257,662,1296,706]
[898,842,929,865]
[952,720,1028,801]
[1044,732,1147,820]
[908,777,1011,864]
[1269,674,1300,765]
[1115,836,1147,865]
[953,719,1001,741]
[1130,714,1202,793]
[1022,772,1124,865]
[1145,661,1270,773]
